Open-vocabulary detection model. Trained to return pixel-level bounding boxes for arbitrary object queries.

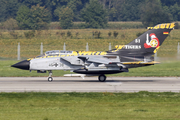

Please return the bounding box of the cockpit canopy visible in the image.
[59,50,73,54]
[45,50,73,56]
[36,50,73,58]
[45,50,60,56]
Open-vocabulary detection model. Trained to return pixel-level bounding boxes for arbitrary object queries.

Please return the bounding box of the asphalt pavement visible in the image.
[0,77,180,92]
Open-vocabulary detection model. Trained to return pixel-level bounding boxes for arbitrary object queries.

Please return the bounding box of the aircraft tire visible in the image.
[48,77,53,82]
[98,75,106,82]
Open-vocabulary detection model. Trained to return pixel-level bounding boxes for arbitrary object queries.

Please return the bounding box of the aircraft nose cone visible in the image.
[11,60,30,70]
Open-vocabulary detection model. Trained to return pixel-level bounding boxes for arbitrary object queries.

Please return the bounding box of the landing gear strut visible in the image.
[48,70,53,82]
[98,74,106,82]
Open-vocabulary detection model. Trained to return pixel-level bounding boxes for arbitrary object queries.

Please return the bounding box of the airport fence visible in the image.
[0,43,113,60]
[0,42,180,60]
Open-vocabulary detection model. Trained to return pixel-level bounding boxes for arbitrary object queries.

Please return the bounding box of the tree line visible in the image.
[0,0,180,29]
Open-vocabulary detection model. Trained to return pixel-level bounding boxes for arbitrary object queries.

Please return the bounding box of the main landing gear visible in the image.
[47,71,106,82]
[98,74,106,82]
[48,70,53,82]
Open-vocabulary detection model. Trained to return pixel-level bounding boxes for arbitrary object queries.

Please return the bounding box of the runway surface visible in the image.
[0,77,180,93]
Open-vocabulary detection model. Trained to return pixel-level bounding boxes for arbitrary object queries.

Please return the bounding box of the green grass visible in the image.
[114,60,180,77]
[51,21,144,29]
[107,21,144,29]
[0,92,180,120]
[1,60,180,77]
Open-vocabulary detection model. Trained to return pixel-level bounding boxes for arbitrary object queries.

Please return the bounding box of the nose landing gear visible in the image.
[48,70,53,82]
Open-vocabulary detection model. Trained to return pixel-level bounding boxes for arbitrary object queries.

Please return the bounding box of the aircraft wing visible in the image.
[78,55,120,64]
[122,61,160,65]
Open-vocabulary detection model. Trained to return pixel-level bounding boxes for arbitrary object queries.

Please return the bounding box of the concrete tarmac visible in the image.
[0,77,180,93]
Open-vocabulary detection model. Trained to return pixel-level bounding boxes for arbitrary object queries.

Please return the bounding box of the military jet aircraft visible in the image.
[12,23,175,82]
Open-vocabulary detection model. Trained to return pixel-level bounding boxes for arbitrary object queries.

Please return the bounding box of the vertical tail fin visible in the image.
[115,23,175,55]
[109,23,175,62]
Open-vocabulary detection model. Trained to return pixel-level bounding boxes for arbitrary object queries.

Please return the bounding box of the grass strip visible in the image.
[0,92,180,120]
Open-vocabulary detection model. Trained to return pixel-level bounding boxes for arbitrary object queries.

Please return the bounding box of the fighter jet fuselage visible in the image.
[12,23,175,82]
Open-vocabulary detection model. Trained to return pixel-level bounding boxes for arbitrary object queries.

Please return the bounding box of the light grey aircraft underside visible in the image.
[12,23,175,82]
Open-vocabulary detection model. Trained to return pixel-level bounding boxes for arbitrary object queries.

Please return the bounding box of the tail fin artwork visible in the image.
[108,23,175,62]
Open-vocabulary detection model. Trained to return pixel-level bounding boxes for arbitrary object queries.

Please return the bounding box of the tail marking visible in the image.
[144,33,160,48]
[147,23,175,30]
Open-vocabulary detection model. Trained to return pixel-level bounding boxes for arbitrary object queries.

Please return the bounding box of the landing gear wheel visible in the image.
[98,75,106,82]
[48,77,53,82]
[48,70,53,82]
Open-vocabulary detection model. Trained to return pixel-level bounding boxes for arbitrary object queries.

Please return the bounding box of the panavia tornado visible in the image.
[12,23,175,82]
